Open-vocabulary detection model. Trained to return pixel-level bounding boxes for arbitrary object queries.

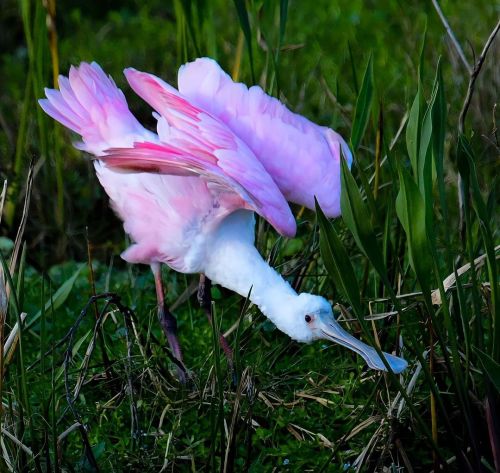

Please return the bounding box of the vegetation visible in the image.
[0,0,498,471]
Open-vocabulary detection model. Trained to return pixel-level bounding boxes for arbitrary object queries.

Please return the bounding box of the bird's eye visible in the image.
[305,314,312,323]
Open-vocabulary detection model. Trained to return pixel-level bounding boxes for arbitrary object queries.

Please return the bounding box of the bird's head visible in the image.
[282,293,407,374]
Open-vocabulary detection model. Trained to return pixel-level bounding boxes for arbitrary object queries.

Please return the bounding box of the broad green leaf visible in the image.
[26,264,84,330]
[350,54,373,150]
[315,199,362,314]
[474,347,500,394]
[340,158,391,293]
[418,86,437,192]
[406,85,423,178]
[405,23,427,179]
[395,166,432,295]
[418,84,438,245]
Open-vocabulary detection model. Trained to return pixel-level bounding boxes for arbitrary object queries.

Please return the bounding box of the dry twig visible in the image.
[458,20,500,134]
[430,0,472,74]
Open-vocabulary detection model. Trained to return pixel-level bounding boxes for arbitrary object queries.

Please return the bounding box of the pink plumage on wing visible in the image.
[39,62,256,271]
[177,58,353,217]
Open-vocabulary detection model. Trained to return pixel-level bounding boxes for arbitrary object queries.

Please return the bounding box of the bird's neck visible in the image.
[203,210,298,330]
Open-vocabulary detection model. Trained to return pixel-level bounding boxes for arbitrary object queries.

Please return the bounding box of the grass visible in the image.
[1,0,499,471]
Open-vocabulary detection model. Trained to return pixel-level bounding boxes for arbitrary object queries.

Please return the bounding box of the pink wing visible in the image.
[39,62,155,155]
[39,62,233,272]
[102,68,296,238]
[177,58,353,218]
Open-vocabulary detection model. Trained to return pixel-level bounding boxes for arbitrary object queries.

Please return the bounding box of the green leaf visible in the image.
[418,21,427,85]
[348,41,359,96]
[418,87,436,192]
[455,264,471,370]
[459,136,499,359]
[232,0,255,83]
[279,0,288,45]
[405,22,427,179]
[339,158,392,295]
[395,166,432,295]
[315,199,362,314]
[55,329,92,382]
[26,264,84,330]
[350,54,373,150]
[432,59,447,224]
[179,0,201,57]
[406,85,423,178]
[0,251,20,317]
[418,83,438,244]
[474,347,500,394]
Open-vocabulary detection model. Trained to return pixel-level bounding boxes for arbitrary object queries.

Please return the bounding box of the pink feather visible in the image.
[177,58,352,217]
[39,63,247,271]
[102,68,296,238]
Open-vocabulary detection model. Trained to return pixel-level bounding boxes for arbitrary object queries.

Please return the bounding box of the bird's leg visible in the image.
[151,263,187,383]
[198,274,237,384]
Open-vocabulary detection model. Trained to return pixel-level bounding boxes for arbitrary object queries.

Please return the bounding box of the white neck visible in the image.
[203,210,298,332]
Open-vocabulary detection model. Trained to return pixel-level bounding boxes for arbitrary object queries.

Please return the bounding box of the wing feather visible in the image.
[178,58,353,217]
[102,68,296,238]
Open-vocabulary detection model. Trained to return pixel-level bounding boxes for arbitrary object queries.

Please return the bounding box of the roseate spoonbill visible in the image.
[39,59,407,379]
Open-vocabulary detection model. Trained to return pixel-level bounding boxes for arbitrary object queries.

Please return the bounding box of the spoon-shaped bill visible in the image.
[320,321,407,374]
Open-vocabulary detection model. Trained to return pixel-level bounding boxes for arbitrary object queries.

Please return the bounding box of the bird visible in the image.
[39,59,407,379]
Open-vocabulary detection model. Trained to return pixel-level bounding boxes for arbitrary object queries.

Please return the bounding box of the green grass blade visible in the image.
[347,41,359,96]
[0,252,21,318]
[12,72,32,178]
[418,85,437,192]
[454,263,471,387]
[395,165,432,295]
[209,302,225,468]
[417,84,439,256]
[25,264,84,330]
[232,0,255,83]
[432,59,448,227]
[459,135,498,358]
[174,0,189,63]
[315,199,362,314]
[234,287,252,379]
[203,1,217,58]
[474,348,500,394]
[406,85,423,178]
[279,0,288,45]
[406,22,426,179]
[418,20,427,84]
[179,0,201,56]
[350,53,373,151]
[339,158,395,303]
